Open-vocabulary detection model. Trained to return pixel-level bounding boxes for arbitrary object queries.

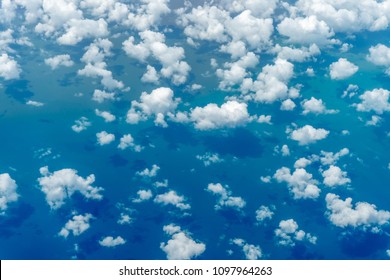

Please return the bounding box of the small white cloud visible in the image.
[329,58,359,80]
[289,125,329,145]
[95,109,116,122]
[26,100,44,107]
[44,54,74,70]
[133,189,153,203]
[365,115,382,126]
[99,236,126,247]
[117,134,143,152]
[92,89,117,103]
[260,176,271,183]
[274,167,320,200]
[141,65,159,84]
[71,117,91,133]
[301,97,337,115]
[317,148,349,166]
[231,238,262,260]
[96,131,115,145]
[206,183,246,210]
[258,115,272,124]
[275,219,317,246]
[294,158,312,169]
[355,88,390,114]
[0,173,19,214]
[160,224,206,260]
[255,205,274,223]
[118,213,132,225]
[154,190,191,210]
[0,53,21,80]
[190,100,252,130]
[322,165,351,187]
[196,153,223,166]
[367,44,390,68]
[280,99,296,111]
[59,213,94,238]
[325,193,390,230]
[136,164,160,178]
[38,166,103,209]
[281,144,290,156]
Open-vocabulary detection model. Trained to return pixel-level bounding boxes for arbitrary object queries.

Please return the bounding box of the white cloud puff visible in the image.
[190,100,251,130]
[99,236,126,247]
[59,213,93,238]
[289,125,329,145]
[95,109,115,122]
[275,219,317,246]
[136,164,160,178]
[196,153,223,166]
[274,167,320,200]
[0,53,21,80]
[154,190,191,210]
[71,117,91,133]
[96,131,115,145]
[92,89,117,103]
[255,205,274,223]
[26,100,44,107]
[329,58,359,80]
[231,238,262,260]
[44,54,74,69]
[325,193,390,230]
[273,44,321,62]
[321,165,351,187]
[355,88,390,114]
[38,166,103,209]
[206,183,246,210]
[0,173,19,214]
[367,44,390,68]
[118,134,143,152]
[126,87,180,127]
[133,189,153,203]
[302,97,337,115]
[160,224,206,260]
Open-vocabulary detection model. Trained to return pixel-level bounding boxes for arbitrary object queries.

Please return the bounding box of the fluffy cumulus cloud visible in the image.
[0,53,21,80]
[160,224,206,260]
[154,190,191,211]
[301,97,337,115]
[255,205,274,223]
[275,219,317,246]
[272,44,321,62]
[96,131,115,145]
[44,54,74,69]
[38,166,103,209]
[133,189,153,203]
[126,87,180,127]
[59,213,93,238]
[123,30,190,85]
[206,183,246,210]
[355,88,390,114]
[277,16,335,45]
[325,193,390,230]
[118,134,143,152]
[367,44,390,72]
[189,100,251,130]
[99,236,126,247]
[136,164,160,178]
[95,109,116,122]
[0,173,19,214]
[196,153,223,166]
[321,165,351,187]
[71,117,91,133]
[231,238,262,260]
[92,89,117,103]
[274,167,321,200]
[288,125,329,145]
[329,58,359,80]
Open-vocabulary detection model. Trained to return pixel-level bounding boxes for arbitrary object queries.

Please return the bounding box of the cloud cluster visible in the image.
[196,153,223,166]
[255,205,274,223]
[136,164,160,178]
[0,173,19,214]
[38,166,103,209]
[231,238,262,260]
[160,224,206,260]
[59,213,94,238]
[118,134,143,152]
[275,219,317,246]
[71,117,91,133]
[206,183,246,210]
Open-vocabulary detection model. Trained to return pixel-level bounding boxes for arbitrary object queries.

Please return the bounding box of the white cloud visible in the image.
[92,89,117,103]
[59,213,93,238]
[118,213,132,225]
[196,153,223,166]
[0,173,19,214]
[294,158,312,169]
[258,115,272,124]
[273,44,321,62]
[133,189,153,203]
[302,97,337,115]
[0,53,21,80]
[26,100,44,107]
[317,148,349,166]
[277,16,335,45]
[280,99,296,111]
[325,193,390,230]
[322,165,351,187]
[44,54,74,69]
[118,134,143,152]
[160,224,205,260]
[281,145,290,156]
[99,236,126,247]
[367,44,390,68]
[274,167,320,200]
[154,190,191,211]
[366,115,382,126]
[127,87,180,127]
[355,88,390,114]
[275,219,317,246]
[190,100,251,130]
[231,238,262,260]
[136,164,160,178]
[95,109,115,122]
[38,166,103,209]
[206,183,246,210]
[288,125,329,145]
[329,58,359,80]
[141,65,159,84]
[71,117,91,133]
[255,205,274,223]
[96,131,115,145]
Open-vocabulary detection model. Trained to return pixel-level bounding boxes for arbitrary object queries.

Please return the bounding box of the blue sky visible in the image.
[0,0,390,260]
